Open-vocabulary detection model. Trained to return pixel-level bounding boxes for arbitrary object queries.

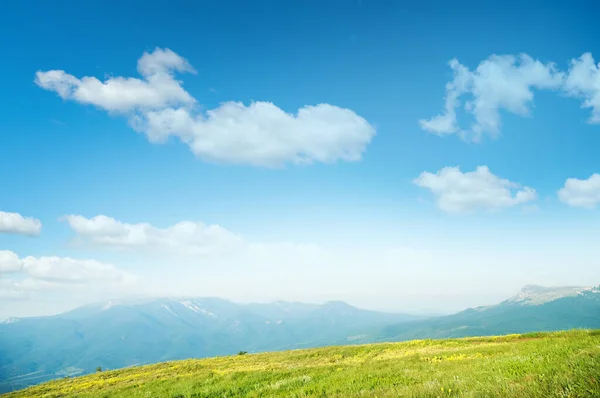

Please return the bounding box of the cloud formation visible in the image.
[59,215,454,306]
[414,166,537,213]
[35,48,195,112]
[563,53,600,124]
[0,279,30,301]
[0,251,22,273]
[7,211,600,319]
[36,48,375,167]
[0,250,136,301]
[421,52,600,140]
[0,211,42,236]
[63,214,244,256]
[558,173,600,208]
[63,215,346,267]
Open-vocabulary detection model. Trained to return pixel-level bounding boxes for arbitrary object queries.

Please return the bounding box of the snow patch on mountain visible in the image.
[161,305,179,317]
[180,300,216,317]
[507,285,597,305]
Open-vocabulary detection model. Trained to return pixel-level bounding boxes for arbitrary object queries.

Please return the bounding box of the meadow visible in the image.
[5,330,600,398]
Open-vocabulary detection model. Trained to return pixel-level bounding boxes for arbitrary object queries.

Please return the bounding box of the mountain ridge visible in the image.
[376,284,600,344]
[8,283,597,324]
[503,284,599,306]
[0,297,420,393]
[1,284,599,393]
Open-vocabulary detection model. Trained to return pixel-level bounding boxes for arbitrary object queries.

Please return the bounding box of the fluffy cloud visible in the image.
[35,48,195,113]
[0,278,64,301]
[421,54,564,140]
[423,52,600,140]
[563,53,600,124]
[0,211,42,236]
[22,256,134,284]
[59,215,451,304]
[414,166,537,213]
[0,251,22,273]
[63,214,243,255]
[419,59,473,137]
[0,250,136,302]
[36,48,375,167]
[8,212,600,318]
[0,279,29,300]
[0,250,134,284]
[63,215,345,269]
[130,102,374,166]
[558,173,600,208]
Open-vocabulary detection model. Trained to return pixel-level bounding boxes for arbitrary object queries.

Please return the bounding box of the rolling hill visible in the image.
[4,330,600,397]
[0,298,419,393]
[1,284,599,393]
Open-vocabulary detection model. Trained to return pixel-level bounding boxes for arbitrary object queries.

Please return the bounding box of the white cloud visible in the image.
[0,250,134,284]
[63,214,244,255]
[414,166,537,213]
[558,173,600,208]
[6,212,600,319]
[0,278,64,301]
[130,102,374,166]
[0,250,136,305]
[36,48,375,167]
[0,251,22,273]
[0,211,42,236]
[563,53,600,124]
[35,48,195,113]
[421,54,564,140]
[22,256,135,284]
[419,59,472,137]
[0,279,29,301]
[63,216,354,273]
[59,216,452,301]
[63,215,354,268]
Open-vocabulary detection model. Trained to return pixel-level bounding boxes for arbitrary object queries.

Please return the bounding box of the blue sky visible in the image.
[1,0,600,319]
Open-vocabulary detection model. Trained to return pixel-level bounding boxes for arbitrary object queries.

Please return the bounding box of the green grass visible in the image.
[5,330,600,398]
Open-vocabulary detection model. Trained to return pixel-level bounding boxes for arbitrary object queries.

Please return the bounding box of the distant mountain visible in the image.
[2,285,599,393]
[0,297,419,393]
[377,285,600,342]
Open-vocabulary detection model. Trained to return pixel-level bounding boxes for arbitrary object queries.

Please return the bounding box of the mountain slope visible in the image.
[0,298,419,393]
[378,285,600,342]
[5,330,600,398]
[2,285,599,393]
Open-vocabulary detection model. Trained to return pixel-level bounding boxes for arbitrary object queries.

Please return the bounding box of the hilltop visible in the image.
[4,330,600,398]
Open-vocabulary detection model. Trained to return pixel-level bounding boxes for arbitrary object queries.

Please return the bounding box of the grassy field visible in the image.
[4,330,600,398]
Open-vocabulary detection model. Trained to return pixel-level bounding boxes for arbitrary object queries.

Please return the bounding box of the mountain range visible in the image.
[376,284,600,342]
[1,284,599,393]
